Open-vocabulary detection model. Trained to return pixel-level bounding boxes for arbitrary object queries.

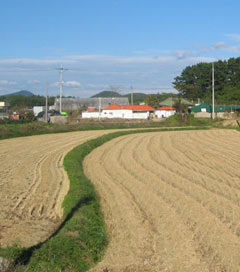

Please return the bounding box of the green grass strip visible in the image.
[0,127,215,271]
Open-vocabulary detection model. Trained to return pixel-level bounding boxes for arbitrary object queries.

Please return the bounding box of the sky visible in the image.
[0,0,240,97]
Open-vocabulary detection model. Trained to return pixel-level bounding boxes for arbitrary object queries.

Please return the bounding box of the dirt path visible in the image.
[84,129,240,272]
[0,130,118,248]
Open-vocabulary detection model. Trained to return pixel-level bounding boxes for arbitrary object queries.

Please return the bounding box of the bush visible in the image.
[164,114,214,127]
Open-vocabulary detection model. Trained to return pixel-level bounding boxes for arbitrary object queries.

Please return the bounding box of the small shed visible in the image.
[191,103,212,118]
[82,107,101,118]
[191,103,212,113]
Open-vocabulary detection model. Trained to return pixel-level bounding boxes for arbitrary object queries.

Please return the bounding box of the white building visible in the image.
[82,104,155,119]
[154,106,176,118]
[82,107,101,118]
[102,104,154,119]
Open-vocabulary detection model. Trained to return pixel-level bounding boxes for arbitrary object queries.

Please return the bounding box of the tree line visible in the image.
[0,95,55,110]
[144,92,179,108]
[172,57,240,104]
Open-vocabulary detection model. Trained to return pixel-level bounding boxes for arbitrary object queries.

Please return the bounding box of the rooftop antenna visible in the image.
[56,65,68,113]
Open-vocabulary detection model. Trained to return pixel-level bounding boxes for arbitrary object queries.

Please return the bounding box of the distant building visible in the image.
[190,103,212,118]
[82,107,101,119]
[159,97,192,106]
[53,97,129,111]
[82,104,154,119]
[190,103,240,118]
[0,101,10,119]
[102,104,154,119]
[154,106,176,118]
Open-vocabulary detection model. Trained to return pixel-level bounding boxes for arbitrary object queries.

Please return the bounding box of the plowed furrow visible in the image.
[0,129,117,247]
[84,130,240,271]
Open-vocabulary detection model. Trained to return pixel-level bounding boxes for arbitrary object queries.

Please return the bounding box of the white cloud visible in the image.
[172,50,192,60]
[0,53,216,97]
[212,42,227,49]
[0,80,17,85]
[225,33,240,42]
[27,79,40,84]
[194,40,240,55]
[0,55,214,70]
[211,42,240,53]
[51,80,81,88]
[51,82,59,87]
[64,81,81,88]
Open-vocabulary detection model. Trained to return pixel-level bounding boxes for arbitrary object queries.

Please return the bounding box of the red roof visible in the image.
[103,104,154,111]
[103,104,122,110]
[87,107,97,112]
[123,105,154,111]
[157,106,176,110]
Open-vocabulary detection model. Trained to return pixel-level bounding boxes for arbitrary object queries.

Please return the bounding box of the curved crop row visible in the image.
[0,127,206,271]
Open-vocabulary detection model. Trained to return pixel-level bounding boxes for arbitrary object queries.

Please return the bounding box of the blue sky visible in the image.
[0,0,240,97]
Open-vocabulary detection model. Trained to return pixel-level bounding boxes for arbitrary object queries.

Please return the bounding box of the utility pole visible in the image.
[56,65,68,113]
[212,62,215,119]
[45,82,48,123]
[130,86,134,105]
[98,97,101,121]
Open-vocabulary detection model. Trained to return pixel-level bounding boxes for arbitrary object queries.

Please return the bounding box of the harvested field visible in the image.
[0,130,116,248]
[84,129,240,272]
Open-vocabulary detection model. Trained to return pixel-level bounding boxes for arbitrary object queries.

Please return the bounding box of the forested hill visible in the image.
[0,94,55,108]
[173,57,240,104]
[91,91,121,98]
[4,90,34,97]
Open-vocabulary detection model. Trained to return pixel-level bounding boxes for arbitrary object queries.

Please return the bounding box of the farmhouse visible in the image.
[82,104,155,119]
[155,106,176,118]
[82,107,101,119]
[102,104,154,119]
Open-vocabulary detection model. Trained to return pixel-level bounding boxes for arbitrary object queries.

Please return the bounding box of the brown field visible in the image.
[0,130,117,248]
[84,129,240,272]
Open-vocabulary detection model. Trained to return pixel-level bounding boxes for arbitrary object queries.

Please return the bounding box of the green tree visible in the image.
[144,94,160,108]
[25,110,35,121]
[173,57,240,104]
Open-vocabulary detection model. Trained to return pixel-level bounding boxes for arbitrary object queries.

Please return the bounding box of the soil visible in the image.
[84,129,240,272]
[0,130,115,247]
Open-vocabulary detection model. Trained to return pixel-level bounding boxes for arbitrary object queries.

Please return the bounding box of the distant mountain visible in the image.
[91,91,122,98]
[4,90,35,97]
